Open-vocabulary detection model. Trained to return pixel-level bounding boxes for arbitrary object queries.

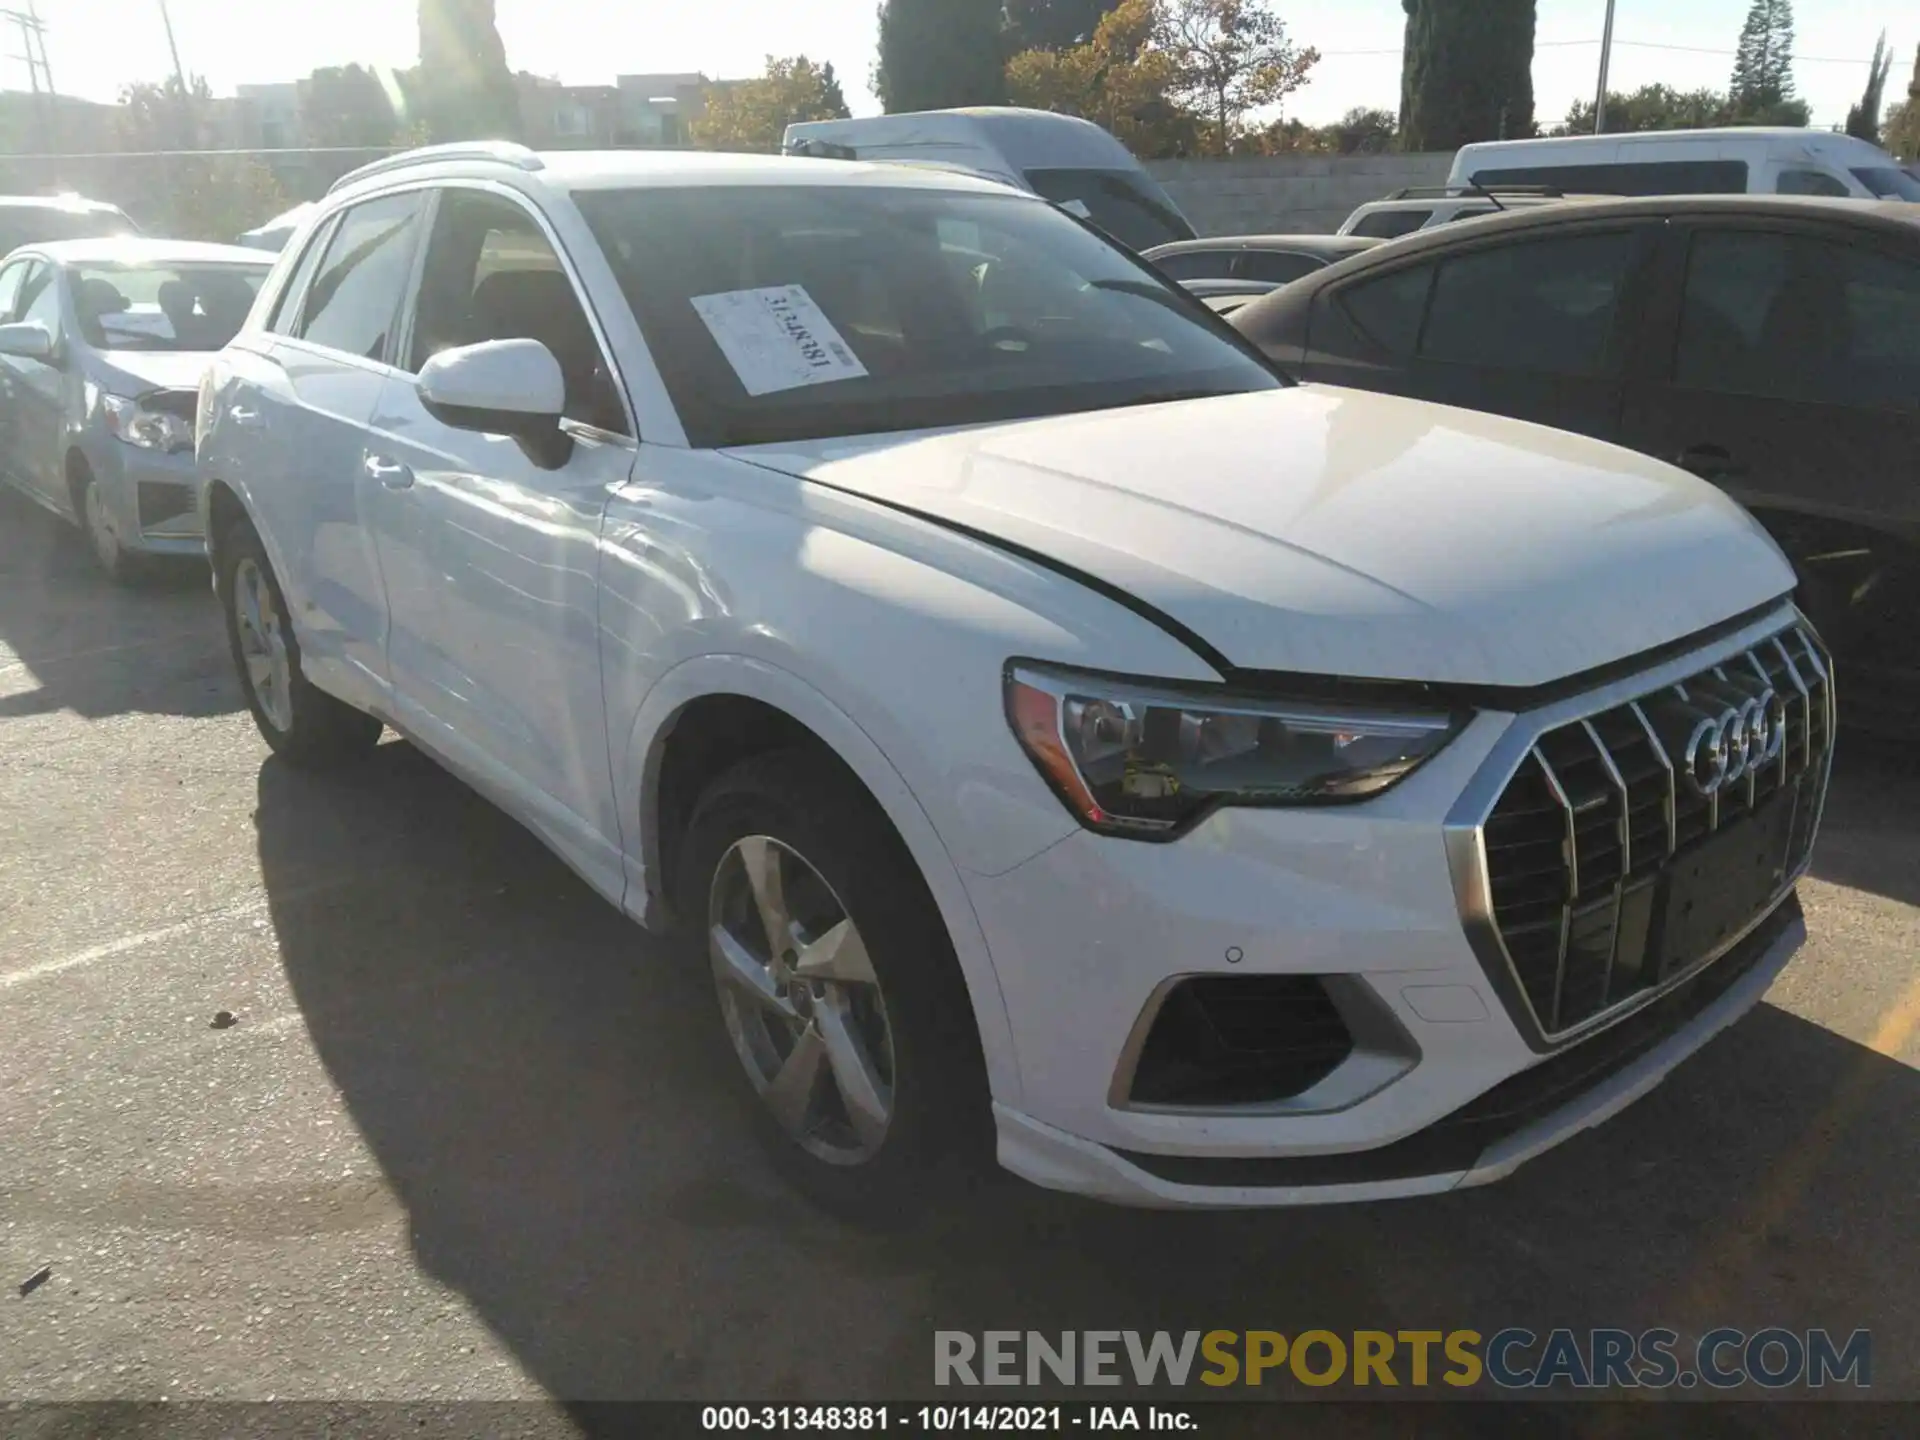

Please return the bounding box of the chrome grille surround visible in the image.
[1444,605,1833,1052]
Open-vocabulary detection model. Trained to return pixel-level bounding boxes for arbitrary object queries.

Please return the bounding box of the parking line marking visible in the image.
[0,630,218,676]
[1870,972,1920,1059]
[0,902,270,990]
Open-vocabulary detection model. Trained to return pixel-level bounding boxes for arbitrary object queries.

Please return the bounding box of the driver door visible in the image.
[361,186,636,894]
[1,262,69,507]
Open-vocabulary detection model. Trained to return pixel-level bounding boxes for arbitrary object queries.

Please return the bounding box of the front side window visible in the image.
[1420,231,1640,376]
[1677,229,1920,411]
[1150,250,1236,283]
[408,189,628,434]
[576,185,1279,448]
[1022,168,1196,250]
[295,192,424,363]
[1851,165,1920,201]
[1349,208,1428,240]
[1336,263,1434,356]
[72,263,267,352]
[1235,251,1321,285]
[17,262,60,333]
[0,259,28,320]
[266,217,338,335]
[1777,168,1850,197]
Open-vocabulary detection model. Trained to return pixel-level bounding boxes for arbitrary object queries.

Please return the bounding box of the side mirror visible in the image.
[417,338,572,468]
[0,320,55,363]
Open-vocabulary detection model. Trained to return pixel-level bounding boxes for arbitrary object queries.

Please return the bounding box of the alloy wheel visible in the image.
[708,835,896,1165]
[233,557,294,734]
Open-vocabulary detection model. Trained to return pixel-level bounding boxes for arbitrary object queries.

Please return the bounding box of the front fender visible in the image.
[617,651,1025,1110]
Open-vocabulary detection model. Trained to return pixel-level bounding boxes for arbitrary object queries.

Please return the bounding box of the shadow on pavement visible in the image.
[0,488,235,721]
[255,740,1919,1416]
[1810,733,1920,910]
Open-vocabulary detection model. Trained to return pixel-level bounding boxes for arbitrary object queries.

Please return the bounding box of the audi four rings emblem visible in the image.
[1681,690,1788,797]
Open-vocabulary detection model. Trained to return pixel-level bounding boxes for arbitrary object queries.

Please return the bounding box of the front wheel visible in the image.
[218,520,382,767]
[678,750,990,1221]
[77,472,138,585]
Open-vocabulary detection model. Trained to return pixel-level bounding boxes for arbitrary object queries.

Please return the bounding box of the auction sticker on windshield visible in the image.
[690,284,869,396]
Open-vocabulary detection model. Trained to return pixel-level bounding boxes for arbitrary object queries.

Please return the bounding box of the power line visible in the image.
[1316,38,1876,66]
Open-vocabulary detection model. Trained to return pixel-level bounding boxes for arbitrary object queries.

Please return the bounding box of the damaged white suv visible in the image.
[197,143,1832,1213]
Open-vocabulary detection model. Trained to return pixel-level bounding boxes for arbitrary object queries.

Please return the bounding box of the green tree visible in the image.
[1399,0,1536,152]
[1728,0,1796,118]
[1845,31,1893,143]
[697,56,852,153]
[1885,45,1920,158]
[1156,0,1318,155]
[303,64,401,149]
[1003,0,1124,52]
[114,75,287,240]
[417,0,521,141]
[1556,84,1731,136]
[116,74,210,152]
[1006,0,1201,157]
[875,0,1007,112]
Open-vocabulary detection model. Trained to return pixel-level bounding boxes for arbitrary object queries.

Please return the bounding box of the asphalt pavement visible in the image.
[0,492,1914,1433]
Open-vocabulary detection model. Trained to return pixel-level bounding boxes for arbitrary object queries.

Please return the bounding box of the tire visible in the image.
[75,470,140,586]
[217,519,383,767]
[677,748,991,1222]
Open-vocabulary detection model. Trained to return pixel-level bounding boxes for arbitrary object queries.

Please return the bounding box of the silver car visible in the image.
[0,237,272,581]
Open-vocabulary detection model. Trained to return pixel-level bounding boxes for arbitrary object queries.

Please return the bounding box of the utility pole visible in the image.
[2,1,56,152]
[157,0,188,94]
[1593,0,1618,133]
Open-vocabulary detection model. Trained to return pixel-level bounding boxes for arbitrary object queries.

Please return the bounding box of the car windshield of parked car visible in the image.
[577,185,1280,448]
[0,208,134,255]
[1851,166,1920,201]
[1019,168,1196,250]
[73,263,267,352]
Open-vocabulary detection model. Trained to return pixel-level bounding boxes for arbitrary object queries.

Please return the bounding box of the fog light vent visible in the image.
[1127,975,1354,1107]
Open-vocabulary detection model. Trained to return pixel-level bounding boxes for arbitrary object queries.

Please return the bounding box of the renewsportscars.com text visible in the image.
[934,1328,1871,1390]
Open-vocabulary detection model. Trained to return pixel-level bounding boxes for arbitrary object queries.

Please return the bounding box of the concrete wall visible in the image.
[1146,152,1455,236]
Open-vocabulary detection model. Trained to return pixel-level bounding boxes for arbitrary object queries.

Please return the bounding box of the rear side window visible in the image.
[1677,229,1920,411]
[293,192,424,363]
[1337,263,1434,356]
[1852,166,1920,201]
[1436,205,1496,225]
[1151,250,1235,283]
[1776,168,1850,197]
[265,217,337,335]
[1472,160,1748,196]
[1349,208,1428,240]
[1235,251,1321,285]
[1421,231,1640,376]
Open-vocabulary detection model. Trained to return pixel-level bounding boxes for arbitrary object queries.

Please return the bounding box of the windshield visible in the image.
[1022,168,1196,250]
[74,263,267,352]
[576,186,1279,448]
[1852,166,1920,201]
[0,208,136,256]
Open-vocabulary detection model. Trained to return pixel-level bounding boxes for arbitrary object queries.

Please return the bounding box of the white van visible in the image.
[782,107,1197,250]
[1449,128,1920,201]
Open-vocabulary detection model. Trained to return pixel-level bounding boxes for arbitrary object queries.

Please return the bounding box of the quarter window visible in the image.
[1420,231,1640,376]
[408,190,628,435]
[294,192,424,363]
[1676,229,1920,411]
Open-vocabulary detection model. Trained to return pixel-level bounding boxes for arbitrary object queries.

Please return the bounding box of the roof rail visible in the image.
[328,141,545,195]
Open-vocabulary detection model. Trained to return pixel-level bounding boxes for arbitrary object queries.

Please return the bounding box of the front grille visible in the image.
[1481,624,1831,1040]
[137,480,196,532]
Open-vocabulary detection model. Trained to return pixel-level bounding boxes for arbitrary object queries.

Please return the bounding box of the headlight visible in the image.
[1005,662,1461,837]
[103,394,194,452]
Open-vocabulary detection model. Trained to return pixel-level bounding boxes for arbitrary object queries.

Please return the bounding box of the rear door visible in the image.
[251,189,427,713]
[1618,217,1920,702]
[1300,220,1661,441]
[0,257,33,494]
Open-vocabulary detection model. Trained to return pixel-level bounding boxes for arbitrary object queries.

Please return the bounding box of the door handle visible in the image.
[228,403,263,429]
[1676,444,1748,481]
[363,454,415,490]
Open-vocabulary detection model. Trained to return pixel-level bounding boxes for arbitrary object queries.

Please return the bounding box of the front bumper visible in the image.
[86,439,205,557]
[962,604,1826,1206]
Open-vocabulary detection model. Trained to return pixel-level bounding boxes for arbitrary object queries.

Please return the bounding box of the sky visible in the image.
[16,0,1914,135]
